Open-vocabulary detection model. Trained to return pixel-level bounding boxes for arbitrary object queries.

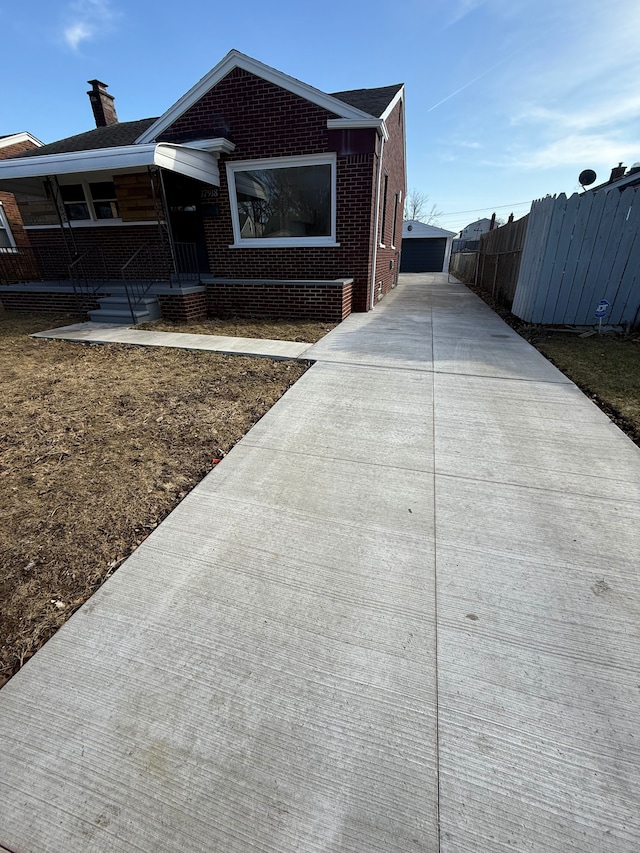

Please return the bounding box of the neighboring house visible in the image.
[458,217,494,241]
[451,217,495,254]
[400,220,455,273]
[0,51,406,322]
[590,161,640,194]
[0,133,43,278]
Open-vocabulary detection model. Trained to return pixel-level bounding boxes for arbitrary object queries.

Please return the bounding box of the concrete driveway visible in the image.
[1,273,638,851]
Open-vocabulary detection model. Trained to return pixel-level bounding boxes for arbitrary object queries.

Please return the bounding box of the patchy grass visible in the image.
[0,308,308,687]
[535,332,640,441]
[137,316,337,343]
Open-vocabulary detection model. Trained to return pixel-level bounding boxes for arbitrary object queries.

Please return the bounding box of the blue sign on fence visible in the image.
[594,299,610,319]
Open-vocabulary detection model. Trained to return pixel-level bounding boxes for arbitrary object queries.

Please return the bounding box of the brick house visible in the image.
[0,133,44,278]
[0,51,406,323]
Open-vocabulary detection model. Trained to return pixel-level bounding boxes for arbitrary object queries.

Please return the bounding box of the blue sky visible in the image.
[3,0,639,232]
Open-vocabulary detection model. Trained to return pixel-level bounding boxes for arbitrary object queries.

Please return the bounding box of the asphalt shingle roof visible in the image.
[10,118,158,158]
[329,84,403,117]
[7,82,403,159]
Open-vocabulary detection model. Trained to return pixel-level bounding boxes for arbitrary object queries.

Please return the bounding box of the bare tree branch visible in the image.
[403,189,443,225]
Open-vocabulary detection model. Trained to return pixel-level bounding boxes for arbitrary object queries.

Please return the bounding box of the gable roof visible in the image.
[330,85,403,119]
[136,50,390,143]
[4,52,403,161]
[403,220,456,238]
[0,131,44,151]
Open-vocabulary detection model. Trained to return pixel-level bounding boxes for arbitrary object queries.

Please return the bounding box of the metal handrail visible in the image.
[121,243,155,325]
[68,246,108,293]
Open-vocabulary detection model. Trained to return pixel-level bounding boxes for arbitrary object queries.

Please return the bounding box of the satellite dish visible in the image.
[579,169,597,187]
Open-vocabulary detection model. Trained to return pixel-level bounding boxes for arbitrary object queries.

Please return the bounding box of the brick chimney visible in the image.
[87,80,118,127]
[609,162,626,182]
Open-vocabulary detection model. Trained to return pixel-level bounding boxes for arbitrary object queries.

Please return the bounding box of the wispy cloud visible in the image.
[513,94,640,135]
[445,0,487,27]
[471,0,640,174]
[520,134,639,171]
[62,0,118,51]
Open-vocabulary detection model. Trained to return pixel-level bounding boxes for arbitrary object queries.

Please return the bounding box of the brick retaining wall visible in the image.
[0,290,98,314]
[157,290,207,322]
[205,279,353,321]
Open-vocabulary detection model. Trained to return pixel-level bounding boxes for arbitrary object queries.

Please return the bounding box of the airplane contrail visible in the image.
[427,56,511,112]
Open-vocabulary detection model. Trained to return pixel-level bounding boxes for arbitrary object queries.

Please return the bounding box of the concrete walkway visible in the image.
[32,321,313,360]
[2,274,639,851]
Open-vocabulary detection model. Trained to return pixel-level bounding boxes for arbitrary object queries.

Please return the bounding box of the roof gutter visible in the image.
[326,118,388,138]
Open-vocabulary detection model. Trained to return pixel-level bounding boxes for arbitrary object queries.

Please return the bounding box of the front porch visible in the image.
[0,278,208,325]
[0,233,207,324]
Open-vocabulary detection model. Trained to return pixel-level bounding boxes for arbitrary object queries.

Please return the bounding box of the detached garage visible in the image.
[400,220,455,273]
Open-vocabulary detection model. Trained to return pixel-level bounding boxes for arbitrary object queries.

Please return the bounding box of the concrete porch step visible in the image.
[88,295,161,325]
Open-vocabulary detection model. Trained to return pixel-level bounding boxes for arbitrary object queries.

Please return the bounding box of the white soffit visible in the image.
[154,144,220,186]
[135,49,374,144]
[0,132,44,151]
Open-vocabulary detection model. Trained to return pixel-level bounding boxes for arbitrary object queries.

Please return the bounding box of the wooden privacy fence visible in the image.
[449,250,478,284]
[476,215,528,306]
[449,215,529,308]
[512,188,640,326]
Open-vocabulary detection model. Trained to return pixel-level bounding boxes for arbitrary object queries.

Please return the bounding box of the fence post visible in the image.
[492,254,499,300]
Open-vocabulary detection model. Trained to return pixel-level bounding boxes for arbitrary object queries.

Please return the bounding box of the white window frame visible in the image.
[391,190,401,249]
[56,178,122,225]
[226,153,339,248]
[0,202,17,252]
[379,174,388,248]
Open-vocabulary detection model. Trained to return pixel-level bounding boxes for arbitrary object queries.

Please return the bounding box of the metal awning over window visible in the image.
[0,139,235,194]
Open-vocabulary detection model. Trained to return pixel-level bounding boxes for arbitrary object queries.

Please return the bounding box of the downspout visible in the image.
[370,131,385,310]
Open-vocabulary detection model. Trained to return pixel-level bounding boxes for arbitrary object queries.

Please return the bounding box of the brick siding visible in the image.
[0,139,40,255]
[157,289,207,322]
[23,226,170,280]
[162,69,378,312]
[373,98,406,302]
[205,279,352,322]
[0,290,98,314]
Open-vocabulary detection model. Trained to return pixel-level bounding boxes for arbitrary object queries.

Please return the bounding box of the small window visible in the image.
[0,203,16,251]
[59,184,90,221]
[89,181,119,220]
[380,174,389,245]
[391,192,400,248]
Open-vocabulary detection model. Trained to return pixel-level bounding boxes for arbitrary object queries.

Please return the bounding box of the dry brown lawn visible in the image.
[137,316,337,343]
[0,308,308,687]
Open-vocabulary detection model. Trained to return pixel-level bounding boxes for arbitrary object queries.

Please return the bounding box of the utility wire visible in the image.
[436,201,532,218]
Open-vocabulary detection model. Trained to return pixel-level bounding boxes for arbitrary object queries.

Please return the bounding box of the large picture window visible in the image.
[227,155,338,247]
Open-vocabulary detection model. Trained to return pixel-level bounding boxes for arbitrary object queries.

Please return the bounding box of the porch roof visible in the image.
[0,139,235,193]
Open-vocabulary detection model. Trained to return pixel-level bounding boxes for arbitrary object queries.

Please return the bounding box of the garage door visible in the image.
[400,238,447,272]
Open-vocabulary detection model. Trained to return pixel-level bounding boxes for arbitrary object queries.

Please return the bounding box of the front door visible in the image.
[162,171,211,274]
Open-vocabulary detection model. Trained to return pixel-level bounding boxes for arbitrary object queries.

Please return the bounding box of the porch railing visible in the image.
[68,246,109,294]
[0,245,52,284]
[121,243,158,324]
[173,242,200,283]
